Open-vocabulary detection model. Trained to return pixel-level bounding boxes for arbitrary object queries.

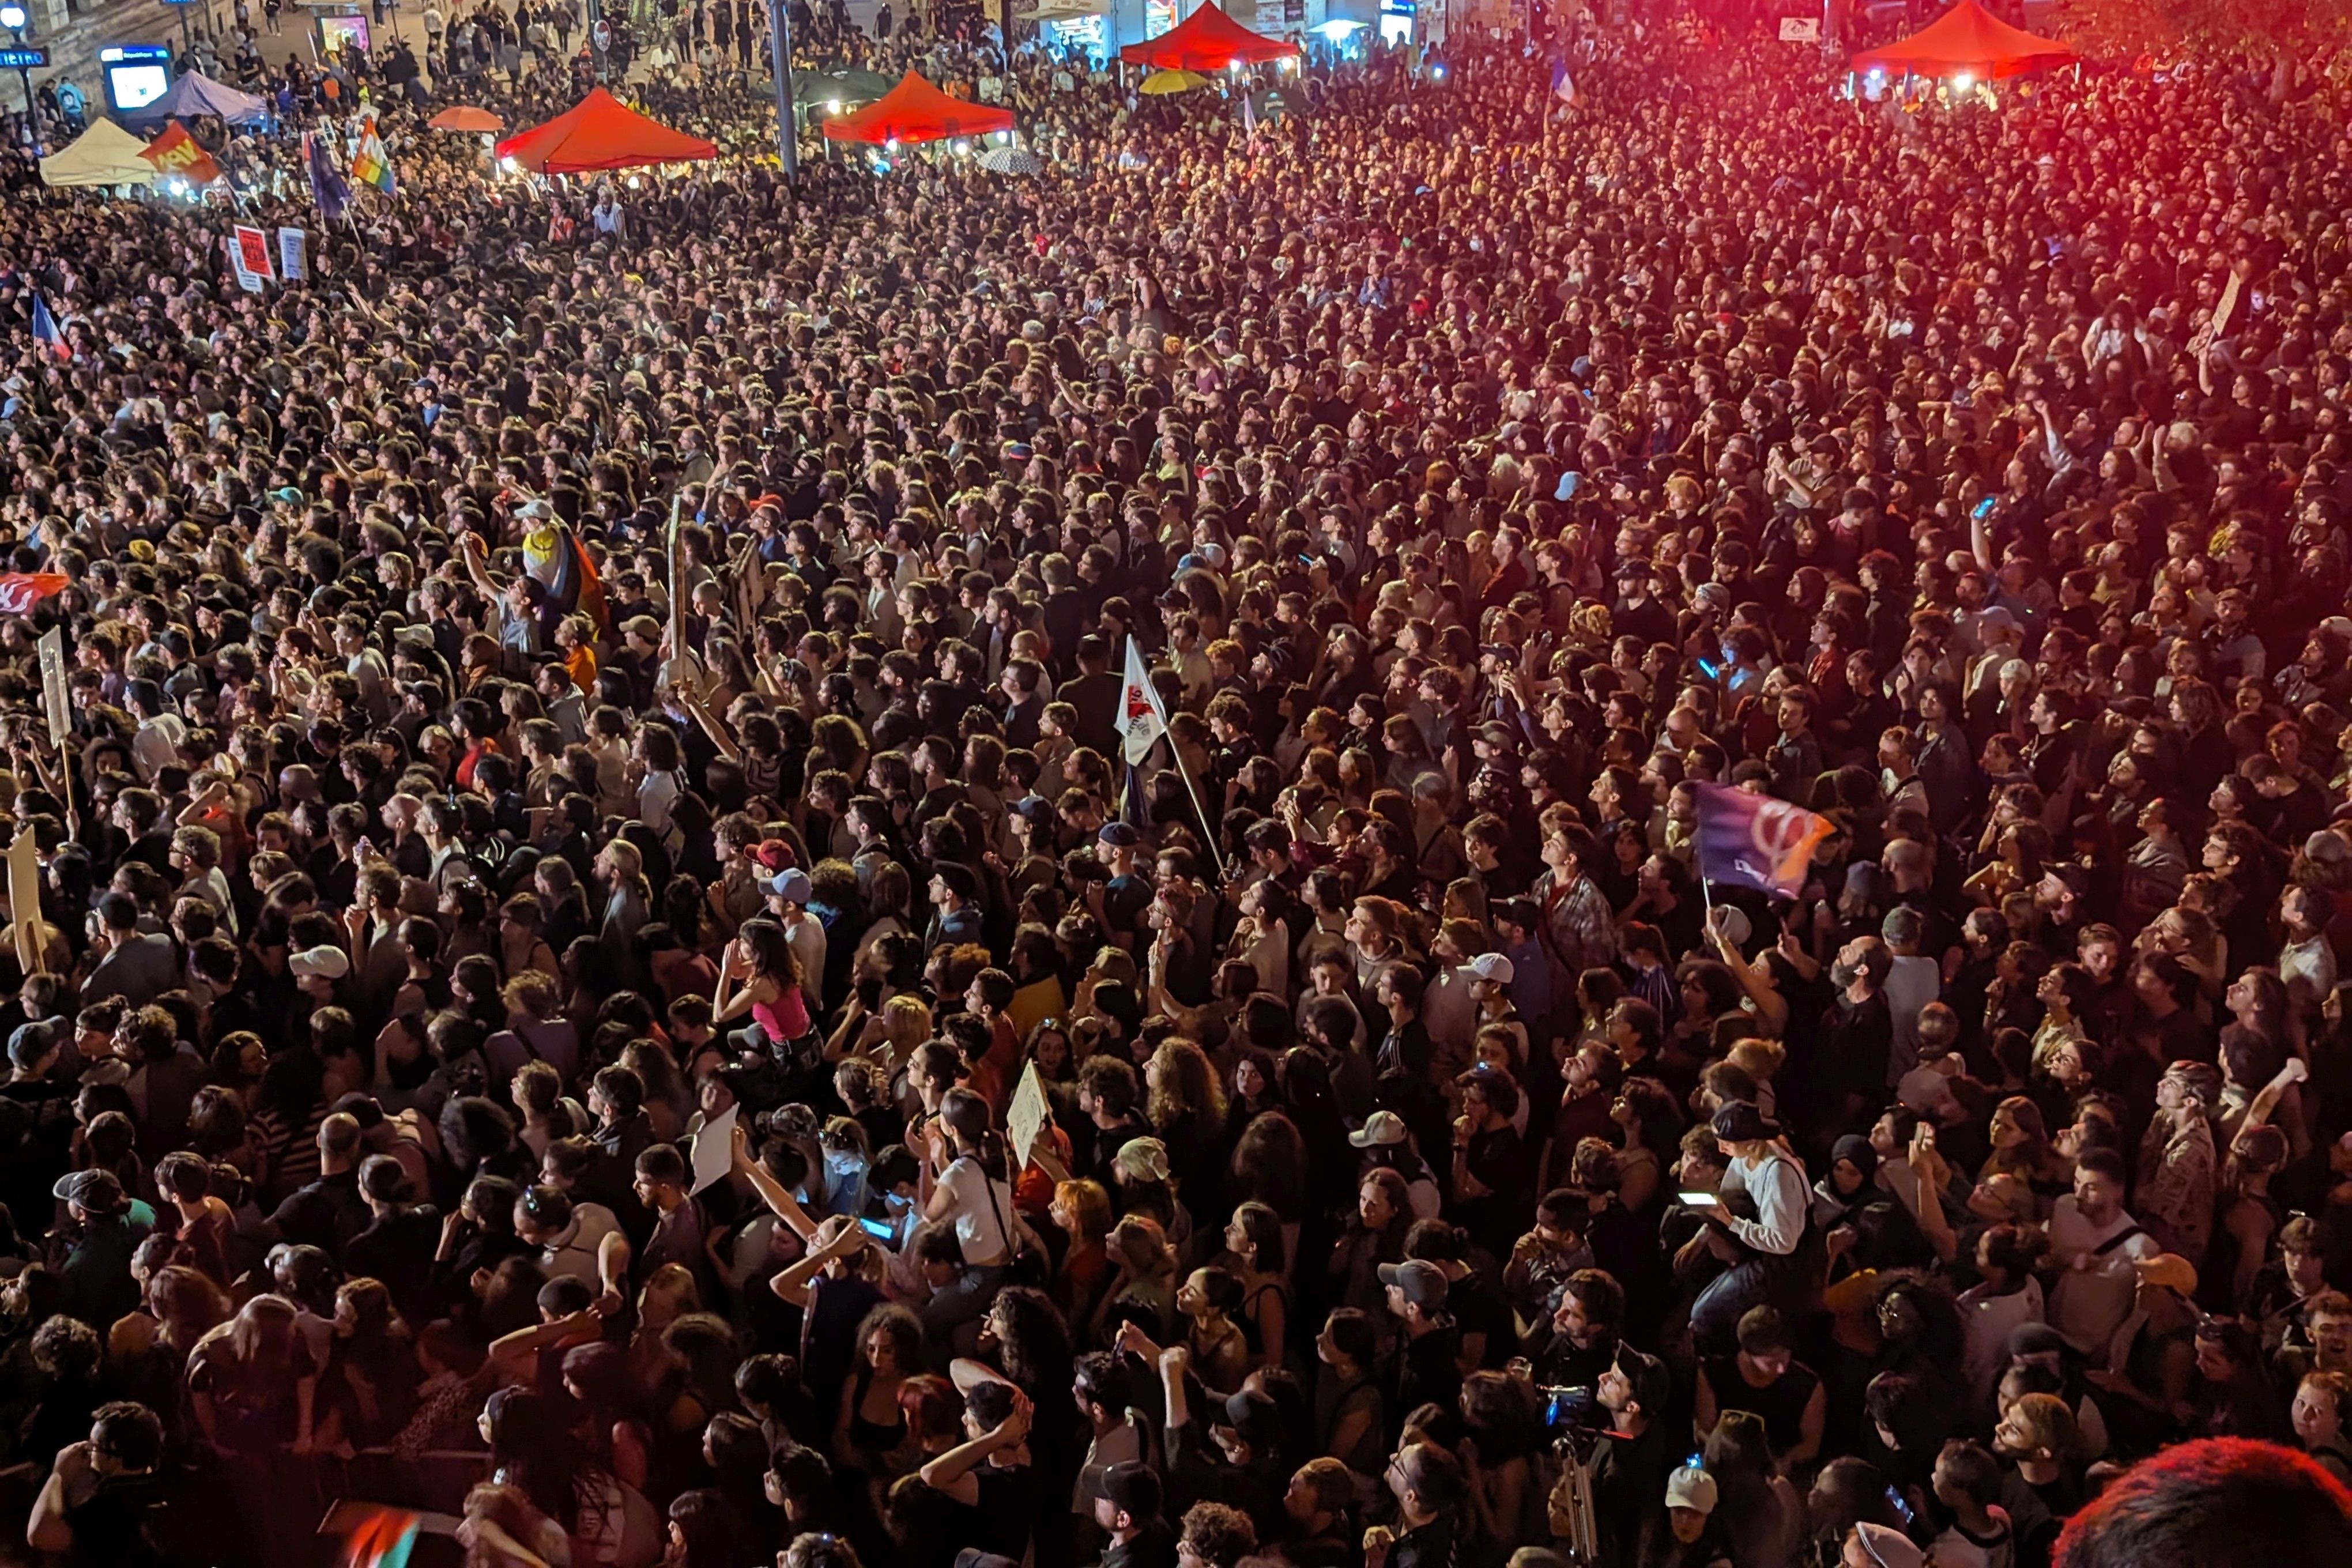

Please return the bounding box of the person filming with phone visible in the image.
[1687,1102,1815,1356]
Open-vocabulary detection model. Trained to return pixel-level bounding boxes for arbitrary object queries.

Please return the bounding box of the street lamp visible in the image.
[0,5,36,127]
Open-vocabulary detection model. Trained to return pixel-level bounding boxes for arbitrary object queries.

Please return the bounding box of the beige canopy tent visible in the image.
[40,119,159,189]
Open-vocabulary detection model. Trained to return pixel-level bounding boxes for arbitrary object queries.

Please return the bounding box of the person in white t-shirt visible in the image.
[918,1087,1027,1352]
[1957,1222,2048,1410]
[2046,1149,2157,1362]
[1880,905,1942,1086]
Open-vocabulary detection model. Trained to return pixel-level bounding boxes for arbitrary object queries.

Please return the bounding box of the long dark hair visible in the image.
[1230,1111,1307,1222]
[938,1087,1008,1181]
[736,917,804,991]
[484,1385,587,1529]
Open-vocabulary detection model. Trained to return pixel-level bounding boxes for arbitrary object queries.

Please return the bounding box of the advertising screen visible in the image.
[318,13,371,54]
[99,44,174,112]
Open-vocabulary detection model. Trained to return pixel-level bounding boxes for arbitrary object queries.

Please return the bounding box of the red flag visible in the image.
[140,122,223,187]
[0,575,68,616]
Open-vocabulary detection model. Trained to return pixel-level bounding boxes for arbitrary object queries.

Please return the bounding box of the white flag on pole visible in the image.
[1114,639,1169,766]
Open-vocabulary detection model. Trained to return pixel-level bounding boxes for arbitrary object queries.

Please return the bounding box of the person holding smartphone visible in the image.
[1688,1102,1814,1358]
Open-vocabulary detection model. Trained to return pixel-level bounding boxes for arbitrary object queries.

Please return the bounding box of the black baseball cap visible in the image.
[1079,1460,1162,1521]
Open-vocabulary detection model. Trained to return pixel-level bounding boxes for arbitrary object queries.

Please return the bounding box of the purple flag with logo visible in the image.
[304,131,349,223]
[1693,782,1834,899]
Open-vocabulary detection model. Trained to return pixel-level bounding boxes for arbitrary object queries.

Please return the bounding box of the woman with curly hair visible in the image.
[1145,1037,1227,1213]
[1607,1077,1683,1217]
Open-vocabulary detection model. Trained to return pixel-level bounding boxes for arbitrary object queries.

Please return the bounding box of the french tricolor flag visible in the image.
[29,294,66,361]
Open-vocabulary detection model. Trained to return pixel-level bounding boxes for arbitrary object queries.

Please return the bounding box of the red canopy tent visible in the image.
[1118,2,1298,71]
[1850,0,2076,80]
[821,71,1015,145]
[495,88,718,175]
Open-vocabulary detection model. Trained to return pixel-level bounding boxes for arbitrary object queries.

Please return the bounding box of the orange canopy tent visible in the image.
[821,71,1015,145]
[1118,2,1298,71]
[494,87,718,175]
[1850,0,2076,80]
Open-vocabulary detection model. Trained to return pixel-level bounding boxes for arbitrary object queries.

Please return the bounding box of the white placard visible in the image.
[689,1105,738,1194]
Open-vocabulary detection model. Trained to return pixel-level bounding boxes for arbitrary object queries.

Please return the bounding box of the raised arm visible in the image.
[731,1120,819,1240]
[915,1389,1031,1505]
[770,1223,861,1309]
[458,531,505,602]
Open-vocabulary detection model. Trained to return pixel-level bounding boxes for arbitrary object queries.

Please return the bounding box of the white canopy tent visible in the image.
[39,119,157,189]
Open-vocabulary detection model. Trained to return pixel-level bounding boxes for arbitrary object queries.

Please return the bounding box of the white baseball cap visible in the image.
[291,945,352,981]
[1465,952,1515,985]
[1664,1466,1718,1515]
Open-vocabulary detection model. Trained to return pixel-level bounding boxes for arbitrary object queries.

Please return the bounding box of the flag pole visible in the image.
[1161,733,1223,883]
[666,491,684,676]
[1122,639,1224,882]
[52,732,70,850]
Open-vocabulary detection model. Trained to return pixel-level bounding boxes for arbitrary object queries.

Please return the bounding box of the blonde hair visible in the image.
[2003,1391,2079,1458]
[638,1262,702,1320]
[1727,1038,1784,1084]
[1109,1213,1174,1275]
[882,995,934,1057]
[502,969,559,1019]
[602,839,649,901]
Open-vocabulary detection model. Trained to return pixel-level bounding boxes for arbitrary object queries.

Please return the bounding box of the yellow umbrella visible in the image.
[1140,68,1211,94]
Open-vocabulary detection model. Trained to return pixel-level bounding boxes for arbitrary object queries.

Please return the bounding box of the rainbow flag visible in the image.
[349,119,395,195]
[523,518,608,638]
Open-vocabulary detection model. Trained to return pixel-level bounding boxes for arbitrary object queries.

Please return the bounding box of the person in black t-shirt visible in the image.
[1365,1442,1466,1568]
[27,1400,169,1567]
[1694,1305,1826,1472]
[919,1377,1042,1565]
[1451,1065,1531,1261]
[1081,1459,1177,1568]
[1382,1260,1464,1424]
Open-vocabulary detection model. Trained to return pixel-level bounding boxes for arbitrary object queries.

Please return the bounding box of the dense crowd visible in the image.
[5,6,2352,1568]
